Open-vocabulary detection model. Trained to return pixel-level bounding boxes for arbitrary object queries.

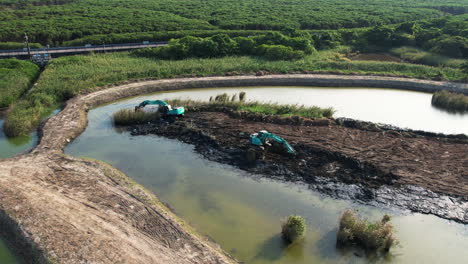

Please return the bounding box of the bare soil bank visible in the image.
[0,75,466,263]
[0,153,234,263]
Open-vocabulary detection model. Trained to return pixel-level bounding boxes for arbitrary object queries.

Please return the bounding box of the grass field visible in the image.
[2,48,464,136]
[0,59,39,108]
[390,47,465,68]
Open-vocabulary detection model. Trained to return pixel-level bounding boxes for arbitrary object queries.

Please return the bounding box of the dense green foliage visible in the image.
[4,51,463,136]
[432,91,468,112]
[282,215,306,243]
[350,15,468,59]
[0,42,42,50]
[132,33,314,60]
[1,0,467,44]
[62,30,274,46]
[337,210,395,253]
[0,59,39,108]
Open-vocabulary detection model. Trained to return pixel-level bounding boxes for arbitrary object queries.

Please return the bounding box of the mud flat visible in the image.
[124,109,468,223]
[0,75,466,263]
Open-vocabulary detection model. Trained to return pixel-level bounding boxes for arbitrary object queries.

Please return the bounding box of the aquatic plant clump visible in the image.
[167,93,335,119]
[281,215,306,243]
[431,90,468,112]
[337,210,396,253]
[112,109,161,126]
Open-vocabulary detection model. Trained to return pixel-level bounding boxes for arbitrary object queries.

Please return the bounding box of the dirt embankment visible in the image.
[0,75,467,263]
[0,153,234,264]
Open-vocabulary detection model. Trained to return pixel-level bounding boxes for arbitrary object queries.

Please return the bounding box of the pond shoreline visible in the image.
[0,74,467,263]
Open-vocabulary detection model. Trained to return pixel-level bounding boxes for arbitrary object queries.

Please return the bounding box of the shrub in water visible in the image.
[337,210,396,253]
[281,215,306,243]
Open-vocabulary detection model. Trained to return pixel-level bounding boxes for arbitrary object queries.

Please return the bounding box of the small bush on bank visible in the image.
[337,210,396,253]
[112,109,161,126]
[431,91,468,112]
[281,215,306,243]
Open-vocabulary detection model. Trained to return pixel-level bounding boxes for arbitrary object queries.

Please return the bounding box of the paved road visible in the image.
[0,42,168,57]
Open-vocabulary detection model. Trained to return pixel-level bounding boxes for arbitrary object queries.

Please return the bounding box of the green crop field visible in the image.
[0,0,467,136]
[1,0,468,44]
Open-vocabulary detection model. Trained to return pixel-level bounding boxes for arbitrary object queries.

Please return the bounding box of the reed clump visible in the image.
[281,215,306,243]
[431,90,468,112]
[337,210,396,253]
[113,109,161,126]
[168,93,335,119]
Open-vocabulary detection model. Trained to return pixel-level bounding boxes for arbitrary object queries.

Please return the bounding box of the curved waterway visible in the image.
[65,87,468,264]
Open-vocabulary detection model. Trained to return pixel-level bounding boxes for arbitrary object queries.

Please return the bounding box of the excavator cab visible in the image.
[250,130,296,155]
[135,100,185,117]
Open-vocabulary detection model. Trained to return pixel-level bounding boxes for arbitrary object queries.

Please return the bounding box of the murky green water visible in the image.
[0,111,38,159]
[65,87,468,264]
[0,239,17,264]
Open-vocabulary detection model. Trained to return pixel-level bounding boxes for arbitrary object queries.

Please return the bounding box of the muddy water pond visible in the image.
[66,87,468,264]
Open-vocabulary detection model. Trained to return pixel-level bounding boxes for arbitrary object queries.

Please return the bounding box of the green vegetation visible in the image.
[62,30,274,46]
[390,47,465,68]
[281,215,306,243]
[1,0,466,45]
[3,50,464,136]
[0,59,40,108]
[112,94,333,127]
[462,61,468,75]
[132,33,314,60]
[167,93,334,119]
[432,91,468,112]
[349,15,468,58]
[0,42,42,50]
[113,109,161,126]
[337,210,396,253]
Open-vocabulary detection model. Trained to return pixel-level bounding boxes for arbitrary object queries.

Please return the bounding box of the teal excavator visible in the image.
[250,130,296,155]
[135,100,185,116]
